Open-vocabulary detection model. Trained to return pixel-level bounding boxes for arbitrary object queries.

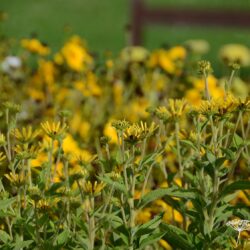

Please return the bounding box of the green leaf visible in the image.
[0,197,16,211]
[138,231,165,249]
[206,151,216,163]
[221,180,250,197]
[180,140,197,150]
[99,175,127,195]
[56,230,70,245]
[135,213,163,238]
[160,223,195,250]
[233,133,244,147]
[113,224,129,246]
[0,230,11,243]
[140,152,159,166]
[138,187,196,209]
[13,239,33,250]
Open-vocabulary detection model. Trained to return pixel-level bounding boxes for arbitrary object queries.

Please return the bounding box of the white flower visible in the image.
[1,56,22,73]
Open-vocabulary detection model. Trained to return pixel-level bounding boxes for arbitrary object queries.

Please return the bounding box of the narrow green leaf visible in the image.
[138,187,195,209]
[139,231,165,249]
[99,175,127,195]
[181,140,197,150]
[135,213,163,237]
[140,152,159,166]
[221,180,250,197]
[160,223,195,250]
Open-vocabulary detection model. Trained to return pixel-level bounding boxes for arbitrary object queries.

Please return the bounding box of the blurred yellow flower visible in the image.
[159,239,172,250]
[135,208,152,224]
[120,46,149,63]
[103,120,118,144]
[168,46,187,61]
[60,37,93,72]
[21,38,50,56]
[38,59,55,85]
[74,73,102,97]
[219,44,250,66]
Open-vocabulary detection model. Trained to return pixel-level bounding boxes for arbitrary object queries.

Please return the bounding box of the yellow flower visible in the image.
[54,52,64,65]
[184,39,210,54]
[83,180,106,196]
[12,126,40,144]
[61,37,93,72]
[113,81,124,106]
[41,121,67,140]
[120,46,149,63]
[0,152,6,164]
[156,99,188,122]
[185,88,202,106]
[135,208,152,224]
[5,172,26,186]
[14,144,39,160]
[74,73,102,97]
[158,50,175,74]
[219,44,250,66]
[123,123,144,143]
[168,46,187,61]
[159,239,172,250]
[21,38,50,56]
[38,59,55,85]
[31,152,48,168]
[103,120,118,144]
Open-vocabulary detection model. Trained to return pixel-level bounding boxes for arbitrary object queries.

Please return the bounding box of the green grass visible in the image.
[1,0,250,72]
[1,0,128,53]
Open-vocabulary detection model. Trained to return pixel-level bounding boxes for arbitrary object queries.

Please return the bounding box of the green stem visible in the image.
[175,121,183,177]
[88,197,95,250]
[204,73,211,101]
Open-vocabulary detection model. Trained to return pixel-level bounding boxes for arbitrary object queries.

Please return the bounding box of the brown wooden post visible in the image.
[131,0,144,45]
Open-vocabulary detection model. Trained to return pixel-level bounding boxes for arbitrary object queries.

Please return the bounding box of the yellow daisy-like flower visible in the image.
[12,126,40,144]
[5,172,26,186]
[41,121,67,140]
[123,123,144,143]
[83,180,106,196]
[0,152,6,164]
[156,99,188,122]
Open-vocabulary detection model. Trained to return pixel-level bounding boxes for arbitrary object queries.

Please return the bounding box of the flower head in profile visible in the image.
[12,126,40,144]
[0,152,6,164]
[83,180,106,196]
[155,99,188,122]
[41,121,68,140]
[14,144,39,160]
[112,119,131,132]
[5,172,26,187]
[139,121,158,138]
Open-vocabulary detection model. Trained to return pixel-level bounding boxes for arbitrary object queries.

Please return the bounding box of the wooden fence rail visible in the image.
[131,0,250,45]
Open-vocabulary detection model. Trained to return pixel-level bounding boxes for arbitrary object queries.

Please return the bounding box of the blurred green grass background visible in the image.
[1,0,250,69]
